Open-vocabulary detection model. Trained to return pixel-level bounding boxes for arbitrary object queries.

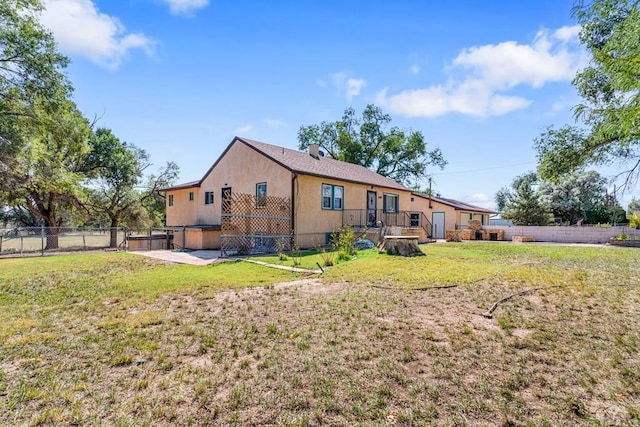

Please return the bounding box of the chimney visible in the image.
[309,144,320,159]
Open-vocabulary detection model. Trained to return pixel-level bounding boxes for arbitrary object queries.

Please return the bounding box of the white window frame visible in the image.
[204,191,214,205]
[256,182,267,208]
[383,193,399,213]
[322,183,344,210]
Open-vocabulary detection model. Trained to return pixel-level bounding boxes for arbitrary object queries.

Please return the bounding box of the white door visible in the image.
[432,212,445,239]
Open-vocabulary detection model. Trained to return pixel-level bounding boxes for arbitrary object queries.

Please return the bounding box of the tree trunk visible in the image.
[110,218,119,248]
[45,226,59,250]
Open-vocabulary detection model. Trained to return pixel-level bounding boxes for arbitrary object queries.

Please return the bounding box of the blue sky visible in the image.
[39,0,637,209]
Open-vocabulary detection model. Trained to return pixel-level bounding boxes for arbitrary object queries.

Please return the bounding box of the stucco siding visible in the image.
[165,141,292,227]
[166,187,199,226]
[293,174,413,246]
[410,197,458,232]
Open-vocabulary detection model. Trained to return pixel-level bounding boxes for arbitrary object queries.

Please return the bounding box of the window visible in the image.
[322,184,332,209]
[256,182,267,207]
[410,213,420,227]
[168,194,174,207]
[189,191,194,201]
[322,184,344,210]
[204,191,214,205]
[333,186,343,209]
[383,193,399,213]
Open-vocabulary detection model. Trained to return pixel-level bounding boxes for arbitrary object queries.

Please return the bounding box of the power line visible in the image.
[431,161,535,176]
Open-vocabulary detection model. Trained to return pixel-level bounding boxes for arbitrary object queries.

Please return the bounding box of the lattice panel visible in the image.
[221,193,291,255]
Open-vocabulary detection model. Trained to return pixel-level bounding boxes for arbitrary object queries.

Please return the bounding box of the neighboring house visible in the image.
[162,137,493,250]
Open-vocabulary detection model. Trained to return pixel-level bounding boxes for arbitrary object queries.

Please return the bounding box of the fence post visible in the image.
[41,224,45,256]
[148,228,152,251]
[0,235,2,253]
[83,233,86,250]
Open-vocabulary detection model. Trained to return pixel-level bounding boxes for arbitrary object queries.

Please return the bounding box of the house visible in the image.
[162,136,493,251]
[410,193,497,239]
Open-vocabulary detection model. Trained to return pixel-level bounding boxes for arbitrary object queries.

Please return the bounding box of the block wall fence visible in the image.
[484,225,640,244]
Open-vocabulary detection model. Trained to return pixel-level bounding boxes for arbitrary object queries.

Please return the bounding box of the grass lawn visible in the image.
[1,244,639,425]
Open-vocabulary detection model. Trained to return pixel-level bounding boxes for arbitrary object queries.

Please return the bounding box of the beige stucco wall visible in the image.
[293,174,413,247]
[410,197,492,235]
[165,187,199,227]
[171,228,221,250]
[410,197,458,233]
[165,141,292,227]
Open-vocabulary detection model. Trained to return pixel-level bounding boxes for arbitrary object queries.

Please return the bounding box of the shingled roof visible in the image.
[163,136,409,191]
[412,192,497,214]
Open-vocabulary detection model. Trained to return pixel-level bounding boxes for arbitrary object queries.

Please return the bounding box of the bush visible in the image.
[330,225,356,261]
[630,213,640,229]
[317,246,335,267]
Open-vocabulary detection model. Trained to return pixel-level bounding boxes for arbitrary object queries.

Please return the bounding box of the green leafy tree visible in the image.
[2,99,91,248]
[0,0,85,248]
[496,172,551,226]
[0,205,38,228]
[84,128,180,247]
[0,0,70,163]
[535,0,640,188]
[628,197,640,215]
[298,104,447,186]
[539,170,612,224]
[84,128,147,247]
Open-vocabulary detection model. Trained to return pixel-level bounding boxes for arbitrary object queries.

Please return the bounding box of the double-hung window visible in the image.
[168,194,174,207]
[204,191,214,205]
[189,191,194,202]
[322,184,344,210]
[256,182,267,207]
[383,193,399,213]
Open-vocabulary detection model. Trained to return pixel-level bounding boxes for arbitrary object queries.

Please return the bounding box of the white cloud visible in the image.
[469,193,490,202]
[263,118,286,129]
[410,64,420,75]
[158,0,209,16]
[235,124,253,135]
[345,78,366,101]
[41,0,154,70]
[378,25,585,118]
[329,71,366,100]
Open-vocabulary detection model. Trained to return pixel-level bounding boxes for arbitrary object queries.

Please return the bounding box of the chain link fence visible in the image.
[0,227,129,257]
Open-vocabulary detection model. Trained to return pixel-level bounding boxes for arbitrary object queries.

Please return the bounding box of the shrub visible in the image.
[317,246,335,267]
[630,213,640,229]
[330,225,356,261]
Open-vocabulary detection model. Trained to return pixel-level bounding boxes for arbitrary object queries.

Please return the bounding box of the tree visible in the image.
[0,0,70,161]
[83,128,180,247]
[535,0,640,188]
[0,205,38,228]
[0,0,85,248]
[298,104,447,186]
[628,197,640,215]
[84,128,147,247]
[539,170,611,224]
[2,99,91,248]
[496,172,551,226]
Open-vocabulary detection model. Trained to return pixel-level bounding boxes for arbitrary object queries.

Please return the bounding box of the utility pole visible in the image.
[611,184,617,226]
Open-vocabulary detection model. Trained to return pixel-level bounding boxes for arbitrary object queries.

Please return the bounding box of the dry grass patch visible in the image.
[0,244,639,425]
